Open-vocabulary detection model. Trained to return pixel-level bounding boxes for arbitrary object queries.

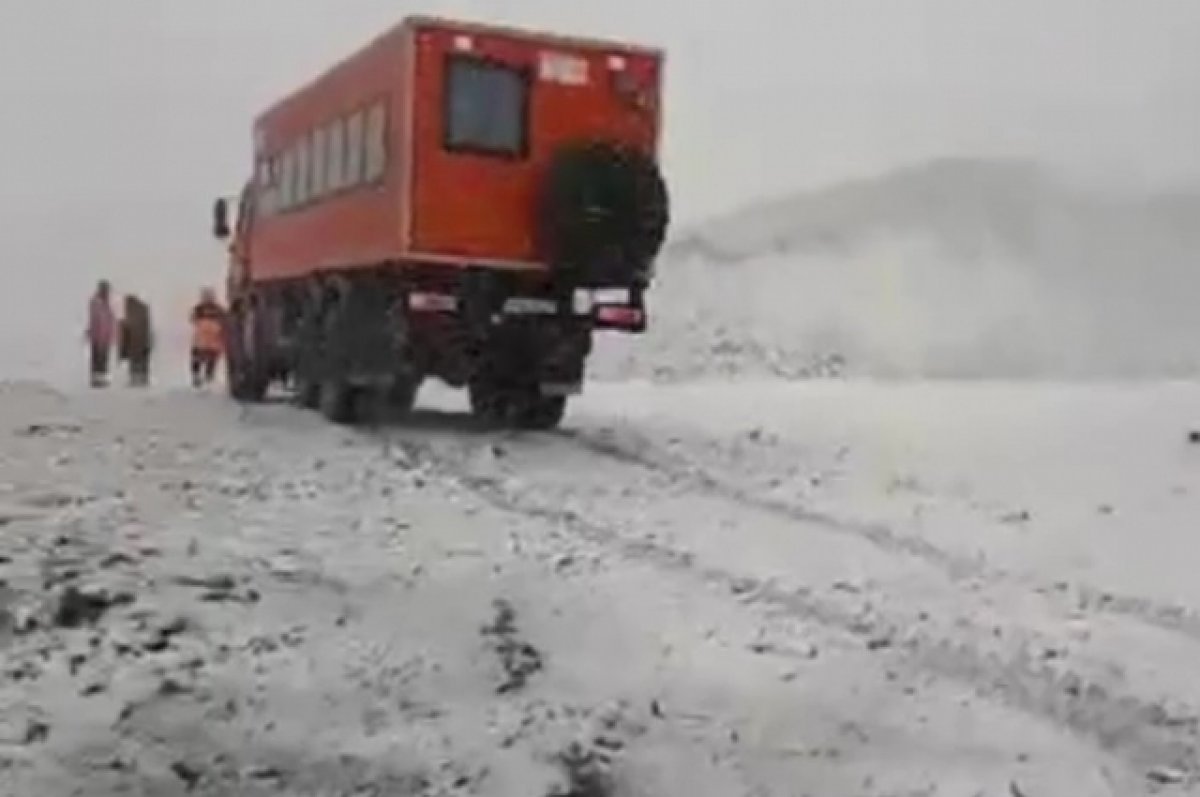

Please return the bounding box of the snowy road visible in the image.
[2,379,1199,796]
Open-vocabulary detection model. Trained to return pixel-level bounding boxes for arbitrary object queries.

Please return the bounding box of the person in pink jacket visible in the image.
[86,280,116,387]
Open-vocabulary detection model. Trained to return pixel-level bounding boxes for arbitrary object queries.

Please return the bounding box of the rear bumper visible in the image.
[571,287,647,333]
[408,286,648,333]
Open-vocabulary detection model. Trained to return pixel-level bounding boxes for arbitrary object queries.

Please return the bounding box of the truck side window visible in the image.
[255,157,276,217]
[327,119,346,191]
[444,55,529,158]
[279,147,296,210]
[364,102,388,182]
[310,127,328,198]
[345,110,366,186]
[295,138,311,205]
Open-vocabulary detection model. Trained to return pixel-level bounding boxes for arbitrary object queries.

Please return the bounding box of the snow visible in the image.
[591,159,1200,382]
[1,378,1199,796]
[3,157,1200,795]
[5,0,1200,789]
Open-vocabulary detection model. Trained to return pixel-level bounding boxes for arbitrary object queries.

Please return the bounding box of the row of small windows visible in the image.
[256,101,388,216]
[253,57,528,218]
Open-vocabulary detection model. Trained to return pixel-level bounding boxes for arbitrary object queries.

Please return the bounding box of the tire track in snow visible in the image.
[557,427,1200,646]
[389,435,1200,782]
[558,428,981,576]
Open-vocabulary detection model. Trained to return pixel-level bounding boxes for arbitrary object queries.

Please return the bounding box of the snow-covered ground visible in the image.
[3,377,1200,796]
[4,157,1200,796]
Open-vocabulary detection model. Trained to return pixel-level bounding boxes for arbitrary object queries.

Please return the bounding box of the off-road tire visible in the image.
[512,393,567,430]
[292,293,324,410]
[467,377,507,429]
[226,306,268,403]
[537,140,669,285]
[387,377,422,416]
[319,380,359,425]
[468,380,566,431]
[293,377,320,410]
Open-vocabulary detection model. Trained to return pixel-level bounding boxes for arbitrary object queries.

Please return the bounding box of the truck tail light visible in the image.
[595,304,644,330]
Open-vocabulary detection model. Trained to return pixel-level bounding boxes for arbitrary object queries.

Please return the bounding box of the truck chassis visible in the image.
[224,263,645,429]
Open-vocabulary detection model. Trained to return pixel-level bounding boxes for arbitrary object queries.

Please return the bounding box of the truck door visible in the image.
[408,28,536,265]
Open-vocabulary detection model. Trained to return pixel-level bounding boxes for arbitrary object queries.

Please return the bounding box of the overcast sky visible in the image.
[1,0,1198,371]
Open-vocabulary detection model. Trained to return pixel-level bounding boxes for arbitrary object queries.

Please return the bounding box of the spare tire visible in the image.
[536,141,669,286]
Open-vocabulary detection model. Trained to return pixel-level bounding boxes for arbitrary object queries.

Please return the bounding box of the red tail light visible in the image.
[595,305,644,327]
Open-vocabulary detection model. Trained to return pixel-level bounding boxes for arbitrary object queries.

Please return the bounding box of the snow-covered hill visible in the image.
[10,158,1200,388]
[592,158,1200,381]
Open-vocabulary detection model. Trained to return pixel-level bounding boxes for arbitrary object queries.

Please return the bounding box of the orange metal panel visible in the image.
[238,16,663,284]
[246,25,411,282]
[408,20,662,264]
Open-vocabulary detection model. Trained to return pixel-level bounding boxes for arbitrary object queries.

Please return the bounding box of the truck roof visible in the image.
[405,15,664,58]
[255,16,663,131]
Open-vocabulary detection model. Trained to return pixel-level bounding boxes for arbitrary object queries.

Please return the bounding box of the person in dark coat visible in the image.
[118,295,154,387]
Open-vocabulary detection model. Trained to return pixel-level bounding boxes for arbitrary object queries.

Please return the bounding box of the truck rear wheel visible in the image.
[514,393,567,430]
[469,380,567,431]
[291,292,324,410]
[467,378,506,428]
[387,376,421,416]
[293,377,320,410]
[319,380,360,425]
[311,278,416,426]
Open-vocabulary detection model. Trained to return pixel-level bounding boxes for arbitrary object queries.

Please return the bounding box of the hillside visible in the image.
[591,158,1200,381]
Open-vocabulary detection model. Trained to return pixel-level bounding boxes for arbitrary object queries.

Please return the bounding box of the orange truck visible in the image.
[213,15,668,429]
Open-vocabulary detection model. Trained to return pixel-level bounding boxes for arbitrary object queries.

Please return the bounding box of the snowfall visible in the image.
[4,160,1200,797]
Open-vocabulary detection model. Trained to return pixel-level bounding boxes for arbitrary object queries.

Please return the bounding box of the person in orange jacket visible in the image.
[190,288,226,387]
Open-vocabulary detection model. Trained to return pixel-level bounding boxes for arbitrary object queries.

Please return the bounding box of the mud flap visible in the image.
[539,382,582,397]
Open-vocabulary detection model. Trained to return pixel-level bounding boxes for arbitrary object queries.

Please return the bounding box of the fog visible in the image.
[1,0,1198,380]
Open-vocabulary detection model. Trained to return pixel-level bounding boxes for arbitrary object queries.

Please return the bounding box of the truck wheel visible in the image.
[469,380,566,431]
[292,297,323,410]
[319,380,359,425]
[227,307,268,403]
[293,377,320,410]
[229,369,268,403]
[387,376,421,416]
[512,393,567,431]
[468,378,509,429]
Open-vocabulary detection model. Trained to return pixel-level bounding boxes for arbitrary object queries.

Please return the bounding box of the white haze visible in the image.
[592,159,1200,381]
[1,0,1199,382]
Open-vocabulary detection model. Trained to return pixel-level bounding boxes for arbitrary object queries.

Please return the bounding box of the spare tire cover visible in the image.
[536,141,669,285]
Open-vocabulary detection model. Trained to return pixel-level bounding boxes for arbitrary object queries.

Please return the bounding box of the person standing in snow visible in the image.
[85,280,116,387]
[118,294,154,387]
[190,288,226,387]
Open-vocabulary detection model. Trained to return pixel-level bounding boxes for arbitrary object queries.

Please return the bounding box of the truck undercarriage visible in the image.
[224,265,646,429]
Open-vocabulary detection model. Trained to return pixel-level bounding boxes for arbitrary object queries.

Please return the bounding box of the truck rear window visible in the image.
[444,55,529,158]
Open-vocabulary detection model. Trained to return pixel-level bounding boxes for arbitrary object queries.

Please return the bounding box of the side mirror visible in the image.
[212,198,230,240]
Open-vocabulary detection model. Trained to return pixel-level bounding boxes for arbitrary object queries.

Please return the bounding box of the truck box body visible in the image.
[246,17,664,284]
